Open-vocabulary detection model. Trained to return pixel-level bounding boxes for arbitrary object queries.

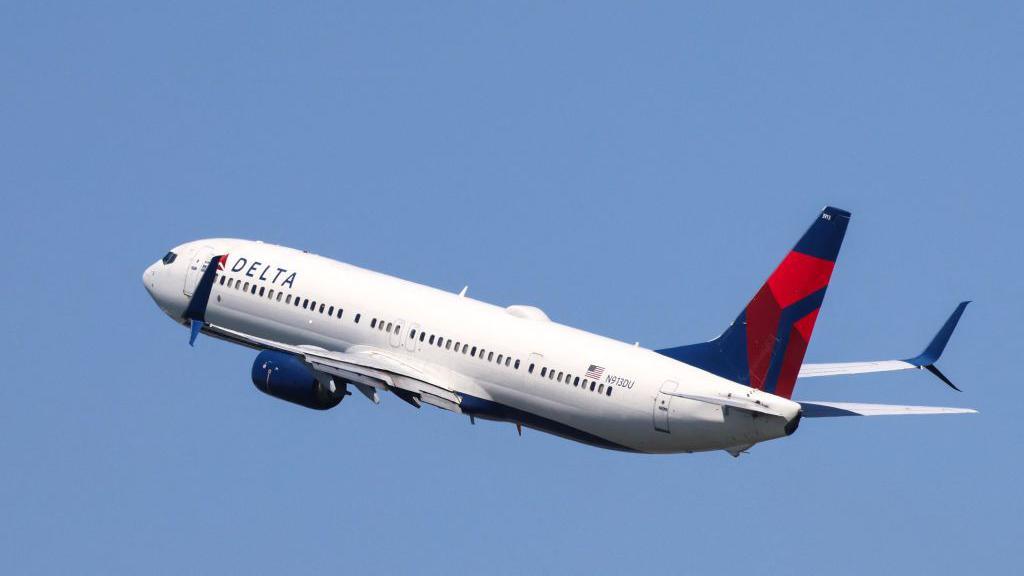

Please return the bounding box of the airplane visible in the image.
[142,206,975,456]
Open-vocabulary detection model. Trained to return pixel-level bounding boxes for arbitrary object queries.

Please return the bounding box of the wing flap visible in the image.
[799,401,977,418]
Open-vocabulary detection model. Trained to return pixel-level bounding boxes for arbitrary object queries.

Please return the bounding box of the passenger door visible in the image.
[183,247,215,297]
[654,380,678,433]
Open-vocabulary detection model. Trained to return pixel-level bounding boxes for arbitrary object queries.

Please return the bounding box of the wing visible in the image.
[798,301,970,391]
[203,323,466,413]
[799,360,918,377]
[799,401,977,418]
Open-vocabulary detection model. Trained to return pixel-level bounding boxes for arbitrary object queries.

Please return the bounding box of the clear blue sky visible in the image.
[2,2,1020,574]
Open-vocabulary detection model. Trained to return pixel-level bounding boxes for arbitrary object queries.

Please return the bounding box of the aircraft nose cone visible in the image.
[142,261,159,296]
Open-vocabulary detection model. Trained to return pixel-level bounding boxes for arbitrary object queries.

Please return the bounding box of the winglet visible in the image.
[905,301,970,391]
[182,254,226,347]
[189,319,203,347]
[907,301,970,366]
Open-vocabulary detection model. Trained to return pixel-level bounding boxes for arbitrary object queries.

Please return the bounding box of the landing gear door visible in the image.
[654,380,678,433]
[183,247,215,297]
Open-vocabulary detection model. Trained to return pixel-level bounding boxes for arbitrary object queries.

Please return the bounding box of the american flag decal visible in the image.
[585,364,605,380]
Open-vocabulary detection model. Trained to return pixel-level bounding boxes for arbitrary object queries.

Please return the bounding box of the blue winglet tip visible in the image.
[189,320,202,347]
[907,301,971,367]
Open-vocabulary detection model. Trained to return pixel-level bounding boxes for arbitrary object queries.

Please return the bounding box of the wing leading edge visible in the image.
[199,323,465,413]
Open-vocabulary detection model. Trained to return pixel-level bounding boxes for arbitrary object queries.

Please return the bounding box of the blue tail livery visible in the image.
[657,206,851,399]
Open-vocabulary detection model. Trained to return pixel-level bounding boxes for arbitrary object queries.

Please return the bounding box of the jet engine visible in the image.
[250,350,345,410]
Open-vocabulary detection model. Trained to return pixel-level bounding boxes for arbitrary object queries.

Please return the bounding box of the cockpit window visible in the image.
[161,251,177,265]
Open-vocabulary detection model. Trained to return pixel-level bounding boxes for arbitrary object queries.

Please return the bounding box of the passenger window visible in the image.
[268,289,274,299]
[488,352,494,362]
[540,367,547,377]
[549,370,555,380]
[302,299,309,309]
[310,301,317,310]
[219,276,226,286]
[598,384,604,393]
[337,308,343,319]
[243,282,250,291]
[259,287,265,297]
[277,293,283,302]
[286,294,292,304]
[410,329,417,339]
[319,304,325,314]
[557,372,563,383]
[462,344,468,354]
[528,363,534,373]
[445,340,452,350]
[590,381,596,391]
[371,318,377,328]
[471,346,477,356]
[606,387,612,397]
[328,306,334,316]
[387,322,393,332]
[497,354,503,364]
[420,332,426,342]
[251,285,257,295]
[396,325,402,335]
[582,379,588,389]
[354,313,361,323]
[514,359,520,369]
[429,335,435,345]
[436,336,443,347]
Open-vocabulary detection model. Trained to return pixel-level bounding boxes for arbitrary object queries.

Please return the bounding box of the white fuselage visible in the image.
[143,239,801,454]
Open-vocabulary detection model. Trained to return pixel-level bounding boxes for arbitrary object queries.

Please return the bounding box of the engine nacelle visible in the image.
[250,350,344,410]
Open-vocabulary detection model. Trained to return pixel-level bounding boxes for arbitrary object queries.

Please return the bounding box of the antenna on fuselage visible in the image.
[458,286,468,297]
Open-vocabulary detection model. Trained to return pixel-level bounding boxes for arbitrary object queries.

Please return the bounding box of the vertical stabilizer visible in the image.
[657,207,850,399]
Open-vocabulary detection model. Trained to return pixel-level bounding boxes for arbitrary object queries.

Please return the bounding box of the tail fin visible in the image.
[657,206,851,399]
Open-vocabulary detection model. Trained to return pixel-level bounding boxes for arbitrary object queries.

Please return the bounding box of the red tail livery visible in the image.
[657,206,850,399]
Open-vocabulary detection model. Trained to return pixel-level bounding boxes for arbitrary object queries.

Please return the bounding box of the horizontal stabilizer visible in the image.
[800,401,977,418]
